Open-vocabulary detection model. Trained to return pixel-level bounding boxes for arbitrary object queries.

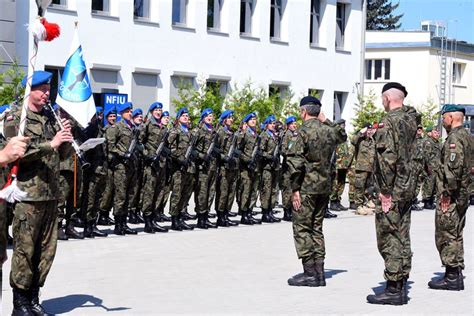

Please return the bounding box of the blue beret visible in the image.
[199,108,213,122]
[117,102,133,113]
[382,82,408,97]
[105,107,117,117]
[162,111,169,117]
[0,104,10,115]
[149,102,163,112]
[242,112,257,123]
[263,114,276,127]
[132,108,143,117]
[21,70,53,88]
[219,109,234,124]
[285,116,297,125]
[96,106,104,114]
[176,107,189,119]
[441,104,465,115]
[300,96,321,107]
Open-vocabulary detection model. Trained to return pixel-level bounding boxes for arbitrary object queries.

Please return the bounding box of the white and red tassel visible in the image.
[28,17,60,42]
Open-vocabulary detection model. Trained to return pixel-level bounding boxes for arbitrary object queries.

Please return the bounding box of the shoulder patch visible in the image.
[6,115,14,121]
[449,143,456,149]
[378,123,384,128]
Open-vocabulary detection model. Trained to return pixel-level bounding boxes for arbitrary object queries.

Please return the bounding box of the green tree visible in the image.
[351,90,386,132]
[366,0,403,30]
[0,60,25,105]
[416,98,439,129]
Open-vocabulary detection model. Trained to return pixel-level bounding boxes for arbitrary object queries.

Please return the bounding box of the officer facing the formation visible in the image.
[428,104,472,291]
[139,102,169,233]
[367,82,420,305]
[214,110,240,227]
[108,102,139,235]
[259,114,281,223]
[287,96,347,287]
[280,116,298,221]
[422,126,441,210]
[168,107,195,231]
[329,119,351,212]
[4,71,74,315]
[193,108,218,229]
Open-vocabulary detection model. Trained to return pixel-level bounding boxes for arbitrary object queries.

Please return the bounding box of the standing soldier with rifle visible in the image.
[108,102,139,235]
[155,111,172,222]
[127,109,145,224]
[215,110,240,227]
[193,108,218,229]
[280,115,298,221]
[237,112,262,225]
[168,108,195,231]
[139,102,169,233]
[259,114,281,223]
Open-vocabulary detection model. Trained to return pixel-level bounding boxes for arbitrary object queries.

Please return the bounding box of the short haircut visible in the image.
[383,88,405,101]
[302,103,320,117]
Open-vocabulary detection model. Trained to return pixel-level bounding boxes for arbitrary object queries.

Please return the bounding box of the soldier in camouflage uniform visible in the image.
[329,119,352,212]
[367,82,419,305]
[168,108,195,231]
[237,112,262,225]
[127,109,145,224]
[107,102,139,235]
[155,111,172,222]
[137,102,169,233]
[428,104,473,291]
[347,144,357,209]
[214,110,239,227]
[192,108,219,229]
[280,116,298,221]
[287,96,346,287]
[352,124,376,215]
[422,127,441,209]
[80,110,108,238]
[4,71,74,315]
[411,125,426,211]
[259,114,282,223]
[98,108,117,225]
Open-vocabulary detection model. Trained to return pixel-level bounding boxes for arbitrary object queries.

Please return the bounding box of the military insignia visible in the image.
[378,123,384,128]
[450,152,456,162]
[449,143,456,149]
[6,115,14,121]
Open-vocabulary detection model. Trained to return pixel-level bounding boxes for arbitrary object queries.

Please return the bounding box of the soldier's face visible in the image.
[431,130,440,139]
[417,128,423,136]
[30,84,50,108]
[152,109,162,120]
[225,117,234,126]
[267,122,276,131]
[121,109,132,121]
[161,116,170,125]
[288,122,297,131]
[107,114,117,124]
[442,114,453,131]
[133,115,143,125]
[248,117,257,128]
[382,94,390,112]
[97,113,104,121]
[179,113,189,124]
[204,113,214,124]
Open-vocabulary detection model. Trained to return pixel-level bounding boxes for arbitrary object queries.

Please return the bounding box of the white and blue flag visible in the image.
[56,28,95,128]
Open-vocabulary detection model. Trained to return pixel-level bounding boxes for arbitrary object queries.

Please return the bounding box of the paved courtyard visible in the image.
[1,200,472,315]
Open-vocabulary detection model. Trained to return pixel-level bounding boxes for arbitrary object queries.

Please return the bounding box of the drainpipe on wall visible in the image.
[359,0,368,104]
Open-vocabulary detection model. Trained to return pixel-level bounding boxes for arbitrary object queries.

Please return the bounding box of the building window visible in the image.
[132,73,158,108]
[44,66,64,105]
[453,62,465,84]
[206,80,228,103]
[240,0,253,34]
[333,91,346,121]
[134,0,150,19]
[365,59,390,80]
[170,76,195,114]
[308,88,323,99]
[92,0,109,13]
[208,0,223,30]
[269,84,289,100]
[172,0,188,25]
[270,0,282,39]
[310,0,321,45]
[51,0,67,7]
[335,2,347,49]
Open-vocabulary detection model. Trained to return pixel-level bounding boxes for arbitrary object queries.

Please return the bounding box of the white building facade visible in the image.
[364,30,474,108]
[13,0,364,122]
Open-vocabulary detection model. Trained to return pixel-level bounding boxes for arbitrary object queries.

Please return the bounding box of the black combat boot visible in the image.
[329,200,341,211]
[65,221,84,239]
[225,211,239,226]
[349,201,356,210]
[135,210,145,223]
[282,208,292,221]
[144,215,156,234]
[227,210,238,217]
[12,288,33,316]
[57,221,68,241]
[205,212,218,228]
[83,221,94,238]
[248,211,262,225]
[84,221,108,238]
[113,216,125,235]
[367,280,404,305]
[269,210,281,222]
[428,266,464,291]
[171,216,182,231]
[240,211,253,225]
[208,211,217,219]
[261,209,274,223]
[314,260,326,287]
[182,209,197,220]
[122,217,138,235]
[217,212,231,227]
[98,210,114,225]
[423,198,436,210]
[179,215,194,230]
[336,201,348,211]
[196,213,208,229]
[150,215,168,233]
[324,208,337,219]
[29,287,46,316]
[156,208,171,222]
[402,276,409,304]
[72,215,85,228]
[128,210,138,224]
[470,195,474,206]
[288,258,319,287]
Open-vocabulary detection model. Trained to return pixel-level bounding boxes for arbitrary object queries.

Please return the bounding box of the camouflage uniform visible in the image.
[422,136,441,201]
[413,135,427,200]
[280,129,298,212]
[259,130,280,212]
[373,106,419,282]
[99,124,115,214]
[0,162,6,270]
[4,106,72,291]
[237,128,260,214]
[330,140,352,202]
[352,134,376,207]
[435,126,472,270]
[107,120,138,220]
[287,118,346,262]
[347,144,356,205]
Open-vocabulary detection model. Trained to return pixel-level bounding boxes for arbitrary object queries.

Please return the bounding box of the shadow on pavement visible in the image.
[42,294,130,314]
[325,269,347,280]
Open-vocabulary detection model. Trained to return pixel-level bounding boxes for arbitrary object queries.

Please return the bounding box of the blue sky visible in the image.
[395,0,473,43]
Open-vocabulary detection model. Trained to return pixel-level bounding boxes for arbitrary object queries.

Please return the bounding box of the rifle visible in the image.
[249,134,261,169]
[204,131,219,162]
[271,132,283,168]
[123,125,140,163]
[155,128,170,158]
[182,132,198,170]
